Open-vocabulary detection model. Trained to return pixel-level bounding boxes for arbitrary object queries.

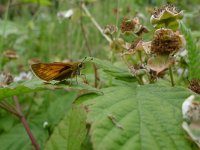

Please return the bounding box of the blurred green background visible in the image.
[0,0,200,73]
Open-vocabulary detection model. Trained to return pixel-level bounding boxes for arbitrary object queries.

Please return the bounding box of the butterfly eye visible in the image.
[78,63,83,68]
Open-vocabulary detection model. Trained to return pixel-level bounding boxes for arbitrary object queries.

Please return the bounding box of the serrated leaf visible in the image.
[0,79,100,100]
[179,21,200,80]
[44,107,87,150]
[87,84,198,150]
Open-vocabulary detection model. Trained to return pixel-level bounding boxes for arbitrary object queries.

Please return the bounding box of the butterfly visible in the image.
[31,58,86,82]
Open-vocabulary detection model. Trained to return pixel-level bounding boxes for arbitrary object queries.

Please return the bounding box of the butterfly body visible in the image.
[31,62,83,81]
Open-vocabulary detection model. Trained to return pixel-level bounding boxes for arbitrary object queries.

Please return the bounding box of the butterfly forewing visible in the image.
[31,63,73,81]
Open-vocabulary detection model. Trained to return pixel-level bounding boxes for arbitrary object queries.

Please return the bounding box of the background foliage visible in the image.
[0,0,200,150]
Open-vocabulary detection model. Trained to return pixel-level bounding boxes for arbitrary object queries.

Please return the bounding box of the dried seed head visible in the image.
[151,29,185,55]
[120,17,137,34]
[122,39,151,55]
[103,25,118,35]
[0,72,13,87]
[128,64,147,77]
[135,26,149,36]
[28,58,41,65]
[3,50,18,59]
[150,4,183,30]
[189,79,200,94]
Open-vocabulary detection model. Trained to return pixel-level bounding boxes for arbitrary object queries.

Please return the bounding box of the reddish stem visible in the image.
[13,96,40,150]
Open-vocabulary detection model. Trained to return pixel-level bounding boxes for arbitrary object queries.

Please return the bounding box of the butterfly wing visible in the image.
[31,63,73,81]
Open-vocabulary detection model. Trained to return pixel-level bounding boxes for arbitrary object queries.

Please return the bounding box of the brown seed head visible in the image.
[189,79,200,94]
[151,29,184,55]
[120,17,136,33]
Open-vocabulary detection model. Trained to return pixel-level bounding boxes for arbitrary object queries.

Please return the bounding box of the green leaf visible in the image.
[0,19,26,38]
[0,123,48,150]
[0,79,100,100]
[179,21,200,80]
[0,91,79,150]
[44,107,87,150]
[86,57,134,80]
[20,0,51,5]
[87,83,198,150]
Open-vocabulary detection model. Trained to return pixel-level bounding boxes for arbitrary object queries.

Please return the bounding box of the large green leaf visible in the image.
[44,107,87,150]
[86,83,198,150]
[0,79,100,100]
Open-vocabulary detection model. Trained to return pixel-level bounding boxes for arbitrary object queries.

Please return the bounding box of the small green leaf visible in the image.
[87,84,198,150]
[44,107,87,150]
[86,57,134,80]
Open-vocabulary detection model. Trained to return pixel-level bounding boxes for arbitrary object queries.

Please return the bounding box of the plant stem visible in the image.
[80,4,99,88]
[169,66,175,87]
[81,3,112,43]
[13,96,40,150]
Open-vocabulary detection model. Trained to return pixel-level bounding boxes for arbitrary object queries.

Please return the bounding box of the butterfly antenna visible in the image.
[81,57,87,64]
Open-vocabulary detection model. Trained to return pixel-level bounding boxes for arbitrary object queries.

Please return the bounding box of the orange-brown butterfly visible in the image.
[31,58,86,81]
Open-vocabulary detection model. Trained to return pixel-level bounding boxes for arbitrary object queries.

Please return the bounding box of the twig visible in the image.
[107,114,123,130]
[80,3,99,88]
[13,96,40,150]
[0,101,18,116]
[81,3,112,43]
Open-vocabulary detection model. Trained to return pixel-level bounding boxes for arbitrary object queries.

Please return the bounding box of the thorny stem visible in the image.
[169,66,175,87]
[80,3,99,88]
[81,3,112,44]
[13,96,40,150]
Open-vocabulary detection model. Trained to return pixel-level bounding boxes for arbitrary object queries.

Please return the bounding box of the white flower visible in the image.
[14,72,33,82]
[57,9,74,20]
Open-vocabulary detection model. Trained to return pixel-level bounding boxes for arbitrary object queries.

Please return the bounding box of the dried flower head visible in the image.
[103,25,118,35]
[189,79,200,94]
[3,50,18,59]
[0,72,13,87]
[135,26,149,36]
[28,58,41,65]
[151,29,185,55]
[128,64,148,77]
[120,17,138,34]
[123,39,151,55]
[150,4,183,30]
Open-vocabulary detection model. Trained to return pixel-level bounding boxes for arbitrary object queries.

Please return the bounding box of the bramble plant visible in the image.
[0,1,200,150]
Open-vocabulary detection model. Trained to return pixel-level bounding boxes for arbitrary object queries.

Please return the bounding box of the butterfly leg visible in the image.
[81,74,88,84]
